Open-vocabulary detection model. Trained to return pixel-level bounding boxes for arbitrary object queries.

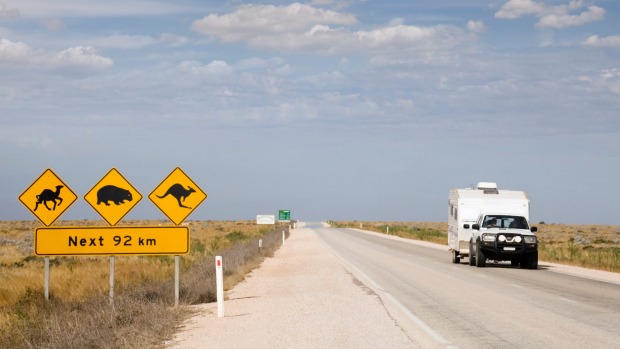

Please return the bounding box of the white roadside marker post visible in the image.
[282,230,285,244]
[259,239,263,252]
[216,256,224,318]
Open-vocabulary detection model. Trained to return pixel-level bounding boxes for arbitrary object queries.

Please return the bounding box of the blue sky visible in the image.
[1,0,619,224]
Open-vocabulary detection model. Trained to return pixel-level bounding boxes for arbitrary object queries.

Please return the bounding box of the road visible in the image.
[315,224,620,349]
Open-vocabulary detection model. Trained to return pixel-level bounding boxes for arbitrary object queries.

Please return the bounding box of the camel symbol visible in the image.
[156,183,196,209]
[34,185,63,211]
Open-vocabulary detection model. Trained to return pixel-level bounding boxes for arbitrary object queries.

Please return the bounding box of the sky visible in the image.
[1,0,619,225]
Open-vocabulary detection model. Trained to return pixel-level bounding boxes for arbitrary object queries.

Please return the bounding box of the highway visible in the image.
[314,224,620,349]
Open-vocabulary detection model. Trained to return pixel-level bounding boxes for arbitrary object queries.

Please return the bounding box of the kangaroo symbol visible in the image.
[34,185,63,211]
[156,183,196,209]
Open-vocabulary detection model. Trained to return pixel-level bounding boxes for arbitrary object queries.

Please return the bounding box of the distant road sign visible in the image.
[279,210,291,222]
[35,226,189,256]
[19,169,77,226]
[257,215,275,224]
[149,167,207,225]
[84,168,142,226]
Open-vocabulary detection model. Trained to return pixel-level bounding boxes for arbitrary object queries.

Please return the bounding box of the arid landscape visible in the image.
[1,219,619,348]
[0,219,289,348]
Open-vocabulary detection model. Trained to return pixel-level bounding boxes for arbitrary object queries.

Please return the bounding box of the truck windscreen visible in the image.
[482,215,529,229]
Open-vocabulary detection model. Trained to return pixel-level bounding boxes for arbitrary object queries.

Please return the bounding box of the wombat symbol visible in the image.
[97,185,133,206]
[156,183,195,209]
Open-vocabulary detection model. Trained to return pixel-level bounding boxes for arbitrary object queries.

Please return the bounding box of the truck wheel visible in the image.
[452,250,460,264]
[475,241,486,268]
[528,252,538,270]
[469,241,475,266]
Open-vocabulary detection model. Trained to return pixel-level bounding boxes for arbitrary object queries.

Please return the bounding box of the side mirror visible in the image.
[463,224,470,229]
[531,227,538,233]
[472,224,480,230]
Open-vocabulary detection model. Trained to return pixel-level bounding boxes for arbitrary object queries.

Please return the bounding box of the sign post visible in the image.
[19,169,78,301]
[150,167,207,306]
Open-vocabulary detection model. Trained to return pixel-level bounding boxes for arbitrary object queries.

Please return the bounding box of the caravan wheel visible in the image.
[452,250,460,264]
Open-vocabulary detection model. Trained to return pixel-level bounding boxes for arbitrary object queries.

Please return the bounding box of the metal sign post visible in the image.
[44,257,50,301]
[175,256,180,307]
[109,256,115,305]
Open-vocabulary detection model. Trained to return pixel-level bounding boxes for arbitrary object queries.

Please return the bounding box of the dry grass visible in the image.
[0,219,290,348]
[329,221,448,244]
[329,220,620,273]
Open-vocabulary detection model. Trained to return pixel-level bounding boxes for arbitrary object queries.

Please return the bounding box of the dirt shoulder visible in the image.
[167,223,418,349]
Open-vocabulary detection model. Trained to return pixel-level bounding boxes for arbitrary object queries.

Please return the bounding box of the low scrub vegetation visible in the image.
[0,220,290,348]
[329,221,620,273]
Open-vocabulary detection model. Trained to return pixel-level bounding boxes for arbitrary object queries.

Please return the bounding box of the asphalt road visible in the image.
[314,224,620,349]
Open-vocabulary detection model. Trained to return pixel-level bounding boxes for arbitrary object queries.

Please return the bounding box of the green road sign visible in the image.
[278,210,290,222]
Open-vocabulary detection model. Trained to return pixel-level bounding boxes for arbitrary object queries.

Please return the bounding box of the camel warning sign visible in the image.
[19,169,78,226]
[84,168,142,226]
[149,167,207,225]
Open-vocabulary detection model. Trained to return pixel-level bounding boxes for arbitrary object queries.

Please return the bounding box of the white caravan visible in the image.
[448,182,538,269]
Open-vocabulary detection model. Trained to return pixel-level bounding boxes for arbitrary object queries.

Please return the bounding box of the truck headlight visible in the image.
[514,236,522,243]
[482,234,495,242]
[524,236,537,244]
[498,235,506,242]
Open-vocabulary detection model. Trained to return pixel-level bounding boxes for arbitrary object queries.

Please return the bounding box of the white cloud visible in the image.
[495,0,545,19]
[537,5,605,29]
[495,0,605,29]
[178,60,233,77]
[583,35,620,47]
[0,3,19,19]
[55,46,113,70]
[467,20,486,33]
[0,38,113,71]
[0,38,34,62]
[193,3,469,54]
[192,3,357,42]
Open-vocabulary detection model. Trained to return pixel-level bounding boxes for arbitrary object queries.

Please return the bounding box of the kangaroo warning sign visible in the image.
[84,168,143,226]
[18,169,78,226]
[149,167,207,225]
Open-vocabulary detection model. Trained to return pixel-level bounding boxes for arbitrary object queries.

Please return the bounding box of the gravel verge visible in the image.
[167,222,418,349]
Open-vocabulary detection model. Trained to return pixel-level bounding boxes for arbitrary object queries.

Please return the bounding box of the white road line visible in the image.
[318,236,458,349]
[558,297,577,304]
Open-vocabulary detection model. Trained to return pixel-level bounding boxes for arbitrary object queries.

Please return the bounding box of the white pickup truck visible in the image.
[448,182,538,269]
[469,213,538,269]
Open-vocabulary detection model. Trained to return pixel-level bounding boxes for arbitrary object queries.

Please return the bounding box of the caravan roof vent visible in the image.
[477,182,498,194]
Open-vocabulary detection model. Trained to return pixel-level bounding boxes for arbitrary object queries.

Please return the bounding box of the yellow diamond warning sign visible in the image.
[19,169,78,226]
[84,168,142,226]
[149,167,207,225]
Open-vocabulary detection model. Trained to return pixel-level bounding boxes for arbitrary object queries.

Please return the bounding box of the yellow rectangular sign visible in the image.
[35,226,190,256]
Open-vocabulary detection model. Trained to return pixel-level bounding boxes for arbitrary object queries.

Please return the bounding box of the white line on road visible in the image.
[318,237,459,349]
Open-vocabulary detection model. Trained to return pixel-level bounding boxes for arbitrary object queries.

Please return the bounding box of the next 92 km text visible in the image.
[35,226,189,256]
